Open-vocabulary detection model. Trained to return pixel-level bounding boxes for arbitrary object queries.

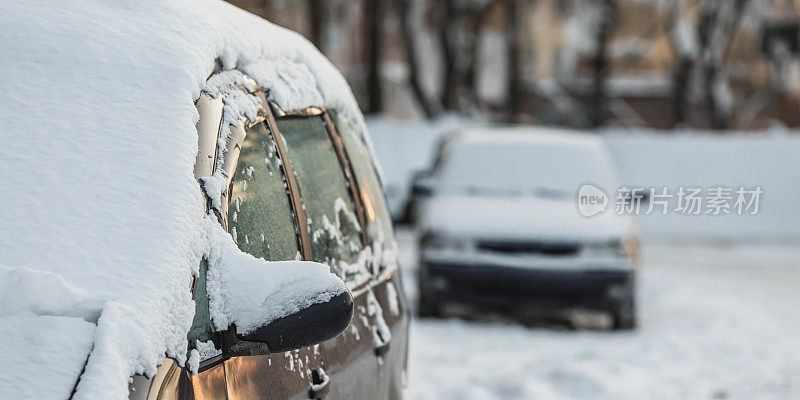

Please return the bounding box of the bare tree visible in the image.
[464,1,498,111]
[393,0,440,118]
[590,0,615,128]
[506,0,524,122]
[307,0,324,50]
[696,0,750,129]
[430,0,508,114]
[364,0,384,114]
[437,0,459,110]
[669,2,696,128]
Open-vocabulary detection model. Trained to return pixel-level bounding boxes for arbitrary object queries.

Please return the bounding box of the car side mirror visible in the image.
[232,290,353,353]
[411,170,435,197]
[210,236,354,356]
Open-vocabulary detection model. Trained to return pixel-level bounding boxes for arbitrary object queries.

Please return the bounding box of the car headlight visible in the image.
[580,240,626,258]
[622,237,641,264]
[422,235,476,252]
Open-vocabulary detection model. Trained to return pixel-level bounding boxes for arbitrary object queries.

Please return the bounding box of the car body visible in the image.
[0,1,408,399]
[126,74,410,400]
[415,128,640,329]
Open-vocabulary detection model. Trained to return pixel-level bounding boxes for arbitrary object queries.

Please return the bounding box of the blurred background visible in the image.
[230,0,800,129]
[230,1,800,399]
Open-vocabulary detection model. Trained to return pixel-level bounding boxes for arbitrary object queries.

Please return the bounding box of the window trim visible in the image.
[320,111,370,246]
[200,78,395,292]
[258,96,314,260]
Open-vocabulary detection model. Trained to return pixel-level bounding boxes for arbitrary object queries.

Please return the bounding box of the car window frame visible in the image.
[258,96,314,259]
[190,82,393,370]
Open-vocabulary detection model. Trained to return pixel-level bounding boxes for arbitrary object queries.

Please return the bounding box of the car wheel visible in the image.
[611,296,637,330]
[417,292,441,318]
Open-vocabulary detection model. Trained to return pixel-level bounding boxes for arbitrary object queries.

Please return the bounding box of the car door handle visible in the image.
[374,339,391,358]
[308,368,330,399]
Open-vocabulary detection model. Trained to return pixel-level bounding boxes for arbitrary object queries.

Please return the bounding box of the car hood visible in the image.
[419,194,636,242]
[0,315,96,399]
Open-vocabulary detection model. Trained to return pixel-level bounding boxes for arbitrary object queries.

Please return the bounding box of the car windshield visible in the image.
[437,137,618,197]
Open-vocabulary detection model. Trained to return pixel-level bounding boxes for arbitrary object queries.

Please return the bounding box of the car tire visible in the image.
[611,296,637,330]
[417,292,441,318]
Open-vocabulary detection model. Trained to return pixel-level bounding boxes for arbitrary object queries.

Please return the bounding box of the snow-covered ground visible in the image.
[398,228,800,400]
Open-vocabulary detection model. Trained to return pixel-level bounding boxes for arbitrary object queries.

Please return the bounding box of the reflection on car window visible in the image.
[333,112,398,273]
[276,116,370,286]
[228,121,300,261]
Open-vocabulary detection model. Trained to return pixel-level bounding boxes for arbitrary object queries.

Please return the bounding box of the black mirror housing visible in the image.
[222,291,354,355]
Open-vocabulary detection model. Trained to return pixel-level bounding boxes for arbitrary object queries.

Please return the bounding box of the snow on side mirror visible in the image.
[229,290,353,353]
[208,225,353,354]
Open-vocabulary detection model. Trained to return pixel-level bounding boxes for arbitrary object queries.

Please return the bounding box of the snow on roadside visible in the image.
[603,130,800,239]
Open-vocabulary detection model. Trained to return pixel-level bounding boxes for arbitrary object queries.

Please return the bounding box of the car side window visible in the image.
[332,112,397,269]
[276,116,370,286]
[228,121,300,261]
[188,258,214,345]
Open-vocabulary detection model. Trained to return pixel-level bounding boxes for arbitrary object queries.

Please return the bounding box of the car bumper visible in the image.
[420,260,634,311]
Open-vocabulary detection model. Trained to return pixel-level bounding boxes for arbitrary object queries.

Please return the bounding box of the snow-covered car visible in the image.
[0,1,407,399]
[415,128,640,329]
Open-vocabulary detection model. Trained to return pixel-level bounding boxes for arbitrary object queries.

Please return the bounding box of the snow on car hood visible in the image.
[420,195,636,242]
[0,1,368,398]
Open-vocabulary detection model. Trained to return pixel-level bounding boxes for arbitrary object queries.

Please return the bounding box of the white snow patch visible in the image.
[187,340,221,374]
[0,316,96,400]
[0,266,103,322]
[385,282,401,317]
[603,130,800,239]
[201,71,262,210]
[366,291,392,349]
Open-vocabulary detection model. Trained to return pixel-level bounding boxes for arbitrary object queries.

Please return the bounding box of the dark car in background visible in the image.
[414,128,640,330]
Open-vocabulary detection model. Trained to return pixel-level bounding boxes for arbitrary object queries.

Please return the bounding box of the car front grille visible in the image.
[477,240,580,256]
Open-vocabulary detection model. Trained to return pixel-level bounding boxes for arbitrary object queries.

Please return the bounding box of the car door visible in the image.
[332,112,410,399]
[179,116,330,399]
[273,111,383,399]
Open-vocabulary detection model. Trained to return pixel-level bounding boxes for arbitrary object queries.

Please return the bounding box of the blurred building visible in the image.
[230,0,800,130]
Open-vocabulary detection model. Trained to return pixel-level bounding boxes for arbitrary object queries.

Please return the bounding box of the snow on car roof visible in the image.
[435,125,621,202]
[454,126,607,148]
[0,1,366,398]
